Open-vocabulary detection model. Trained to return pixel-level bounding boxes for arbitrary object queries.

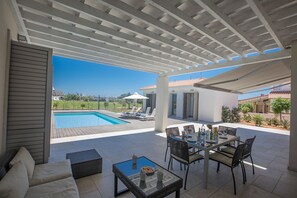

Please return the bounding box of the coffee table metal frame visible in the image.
[113,156,182,198]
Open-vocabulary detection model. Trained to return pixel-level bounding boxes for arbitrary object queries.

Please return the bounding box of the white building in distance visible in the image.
[141,78,238,122]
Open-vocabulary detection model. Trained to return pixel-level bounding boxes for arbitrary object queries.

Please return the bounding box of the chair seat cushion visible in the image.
[172,153,203,164]
[221,147,236,155]
[209,152,233,166]
[25,177,79,198]
[29,160,72,186]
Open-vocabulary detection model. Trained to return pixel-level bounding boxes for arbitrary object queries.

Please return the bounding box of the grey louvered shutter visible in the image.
[6,41,52,164]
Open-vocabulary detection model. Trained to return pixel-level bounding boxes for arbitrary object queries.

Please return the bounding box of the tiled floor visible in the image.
[49,123,296,198]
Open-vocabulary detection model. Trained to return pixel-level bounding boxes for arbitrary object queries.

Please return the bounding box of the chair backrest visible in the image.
[165,127,180,138]
[232,143,245,167]
[169,137,189,163]
[183,125,195,134]
[130,106,136,113]
[150,108,156,116]
[226,127,237,136]
[145,107,151,115]
[219,126,237,136]
[243,136,256,157]
[134,107,141,114]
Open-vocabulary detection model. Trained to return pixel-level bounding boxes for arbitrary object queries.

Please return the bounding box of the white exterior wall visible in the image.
[142,85,238,123]
[0,0,21,155]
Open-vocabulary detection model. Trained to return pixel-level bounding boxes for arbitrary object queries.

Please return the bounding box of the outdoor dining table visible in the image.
[177,133,239,189]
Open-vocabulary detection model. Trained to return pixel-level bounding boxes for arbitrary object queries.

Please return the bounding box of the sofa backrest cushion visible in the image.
[0,161,29,198]
[0,149,17,180]
[9,147,35,178]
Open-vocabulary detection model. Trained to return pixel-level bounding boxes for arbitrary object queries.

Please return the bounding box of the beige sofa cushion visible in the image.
[25,177,79,198]
[30,159,73,186]
[0,162,29,198]
[9,147,35,178]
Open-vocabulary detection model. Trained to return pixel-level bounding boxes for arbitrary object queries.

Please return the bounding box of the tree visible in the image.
[271,97,290,121]
[104,101,109,109]
[240,103,253,113]
[117,92,131,99]
[53,102,58,109]
[81,103,86,109]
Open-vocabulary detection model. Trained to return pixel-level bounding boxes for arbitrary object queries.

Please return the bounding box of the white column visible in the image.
[289,41,297,172]
[155,75,169,132]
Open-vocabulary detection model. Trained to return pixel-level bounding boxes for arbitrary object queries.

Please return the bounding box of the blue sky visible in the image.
[53,48,281,99]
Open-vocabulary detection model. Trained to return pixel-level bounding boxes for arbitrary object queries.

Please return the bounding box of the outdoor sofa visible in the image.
[0,147,79,198]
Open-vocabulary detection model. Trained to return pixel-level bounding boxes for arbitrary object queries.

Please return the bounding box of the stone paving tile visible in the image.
[50,123,293,198]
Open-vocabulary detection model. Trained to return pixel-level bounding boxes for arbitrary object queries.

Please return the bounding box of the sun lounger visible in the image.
[136,107,151,118]
[121,106,136,117]
[139,108,156,120]
[121,107,141,118]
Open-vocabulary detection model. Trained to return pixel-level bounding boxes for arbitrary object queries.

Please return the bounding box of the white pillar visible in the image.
[155,75,169,132]
[289,41,297,172]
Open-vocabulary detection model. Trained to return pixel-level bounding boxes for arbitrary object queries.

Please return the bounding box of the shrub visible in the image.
[253,114,265,126]
[222,106,231,122]
[53,102,58,109]
[281,119,290,129]
[80,103,86,109]
[241,106,250,114]
[243,114,252,123]
[272,118,279,126]
[231,107,241,123]
[265,118,273,126]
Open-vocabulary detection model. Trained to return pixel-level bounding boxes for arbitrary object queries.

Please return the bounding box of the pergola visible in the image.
[8,0,297,172]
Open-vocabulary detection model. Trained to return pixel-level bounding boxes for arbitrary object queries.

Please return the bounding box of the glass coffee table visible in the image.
[113,156,182,198]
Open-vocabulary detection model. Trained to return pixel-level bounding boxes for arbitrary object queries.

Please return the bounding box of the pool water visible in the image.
[54,112,127,128]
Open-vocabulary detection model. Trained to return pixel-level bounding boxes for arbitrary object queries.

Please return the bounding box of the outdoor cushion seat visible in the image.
[221,147,236,155]
[171,153,203,164]
[209,152,233,166]
[25,177,79,198]
[29,159,72,186]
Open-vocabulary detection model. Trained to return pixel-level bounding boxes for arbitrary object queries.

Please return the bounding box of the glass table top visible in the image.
[172,133,239,150]
[113,156,182,196]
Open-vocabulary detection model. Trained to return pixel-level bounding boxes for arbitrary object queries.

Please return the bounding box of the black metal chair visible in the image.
[209,143,246,195]
[183,125,195,134]
[221,136,256,178]
[167,137,203,190]
[164,127,180,162]
[219,126,237,136]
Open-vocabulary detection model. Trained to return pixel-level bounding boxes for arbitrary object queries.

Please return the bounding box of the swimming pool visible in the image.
[54,112,127,128]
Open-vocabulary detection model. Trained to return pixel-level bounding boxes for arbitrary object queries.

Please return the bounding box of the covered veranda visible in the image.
[1,0,297,197]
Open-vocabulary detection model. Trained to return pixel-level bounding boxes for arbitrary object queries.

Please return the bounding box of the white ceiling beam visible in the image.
[24,21,178,71]
[147,0,241,56]
[9,0,31,43]
[165,50,291,76]
[246,0,285,49]
[27,30,169,73]
[16,0,195,67]
[194,0,261,53]
[53,51,160,74]
[55,0,206,63]
[30,38,164,74]
[98,0,225,60]
[21,11,185,69]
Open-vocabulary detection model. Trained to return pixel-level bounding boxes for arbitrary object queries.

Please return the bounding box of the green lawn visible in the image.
[51,100,142,113]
